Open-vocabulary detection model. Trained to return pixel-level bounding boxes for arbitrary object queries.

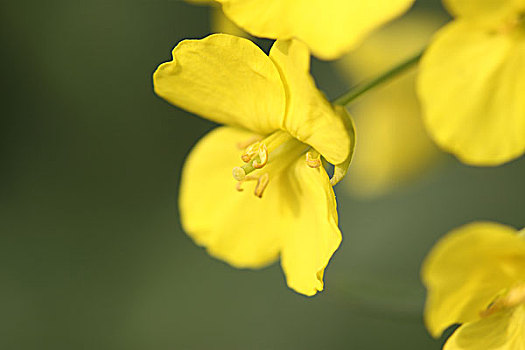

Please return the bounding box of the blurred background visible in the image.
[1,0,524,349]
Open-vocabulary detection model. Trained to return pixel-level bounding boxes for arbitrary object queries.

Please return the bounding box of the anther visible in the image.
[235,175,259,192]
[497,12,525,34]
[305,149,321,168]
[254,173,270,198]
[252,144,268,169]
[480,284,525,318]
[505,284,525,307]
[241,142,261,163]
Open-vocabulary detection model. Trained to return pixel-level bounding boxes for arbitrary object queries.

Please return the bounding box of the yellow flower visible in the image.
[422,221,525,349]
[192,0,416,60]
[153,34,355,296]
[185,0,247,37]
[418,0,525,166]
[336,13,444,197]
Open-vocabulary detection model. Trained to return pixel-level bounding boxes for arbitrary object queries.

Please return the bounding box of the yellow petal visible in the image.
[180,126,343,296]
[211,8,247,37]
[422,221,525,337]
[443,0,523,24]
[418,21,525,166]
[444,305,525,350]
[184,0,247,37]
[215,0,415,60]
[154,34,285,135]
[179,126,282,268]
[329,106,356,186]
[280,157,342,296]
[269,39,351,165]
[336,13,444,196]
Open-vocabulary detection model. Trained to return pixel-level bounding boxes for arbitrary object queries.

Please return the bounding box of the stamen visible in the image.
[306,149,321,168]
[241,142,261,163]
[254,173,269,198]
[240,131,293,165]
[505,284,525,306]
[235,175,259,192]
[496,12,525,35]
[480,284,525,318]
[234,173,270,198]
[232,131,298,196]
[252,144,268,169]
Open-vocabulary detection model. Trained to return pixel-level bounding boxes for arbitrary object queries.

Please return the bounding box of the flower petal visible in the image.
[421,221,525,337]
[269,39,351,165]
[417,21,525,165]
[179,126,283,268]
[185,1,248,37]
[216,0,415,60]
[444,305,525,350]
[280,158,342,296]
[329,106,356,186]
[154,34,285,134]
[180,126,343,297]
[211,8,247,37]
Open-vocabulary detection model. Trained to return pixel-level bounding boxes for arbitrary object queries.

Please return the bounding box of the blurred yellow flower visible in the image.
[422,221,525,349]
[185,0,246,37]
[153,34,355,296]
[336,13,444,197]
[418,0,525,166]
[210,6,246,37]
[191,0,416,60]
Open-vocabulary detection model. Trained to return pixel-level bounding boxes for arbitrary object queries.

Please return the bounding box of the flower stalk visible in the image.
[332,49,425,106]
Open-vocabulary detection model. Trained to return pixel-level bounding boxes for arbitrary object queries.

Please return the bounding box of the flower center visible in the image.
[480,283,525,318]
[232,130,315,198]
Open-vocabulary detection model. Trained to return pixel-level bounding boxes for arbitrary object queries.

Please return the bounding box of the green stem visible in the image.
[332,49,425,106]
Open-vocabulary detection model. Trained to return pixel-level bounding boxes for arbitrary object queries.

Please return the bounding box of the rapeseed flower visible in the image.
[153,34,355,296]
[189,0,416,60]
[185,0,246,37]
[418,0,525,166]
[336,13,444,197]
[422,221,525,349]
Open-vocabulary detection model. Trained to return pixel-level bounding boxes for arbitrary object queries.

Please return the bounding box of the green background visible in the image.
[2,0,524,348]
